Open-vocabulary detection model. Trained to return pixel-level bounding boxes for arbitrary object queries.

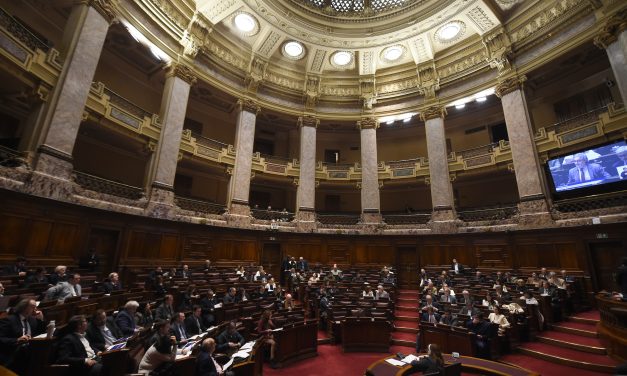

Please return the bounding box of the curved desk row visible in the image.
[366,354,539,376]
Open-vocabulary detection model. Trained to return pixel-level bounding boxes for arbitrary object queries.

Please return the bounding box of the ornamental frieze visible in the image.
[510,0,584,44]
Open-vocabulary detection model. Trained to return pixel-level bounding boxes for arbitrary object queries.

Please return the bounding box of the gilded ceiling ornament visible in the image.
[416,63,440,99]
[89,0,118,24]
[298,116,319,128]
[483,28,513,74]
[237,98,261,114]
[166,63,197,86]
[245,56,267,93]
[419,106,447,121]
[593,11,627,49]
[357,117,379,130]
[495,76,526,98]
[303,75,321,110]
[359,76,377,110]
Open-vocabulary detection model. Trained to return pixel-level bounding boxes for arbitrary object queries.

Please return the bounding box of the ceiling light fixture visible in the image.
[435,21,466,44]
[440,24,460,40]
[332,51,353,66]
[282,41,305,60]
[234,13,256,32]
[476,96,487,102]
[382,45,404,62]
[455,103,466,109]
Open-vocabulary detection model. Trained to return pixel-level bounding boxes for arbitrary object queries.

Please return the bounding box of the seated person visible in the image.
[375,285,389,300]
[567,152,610,185]
[482,293,499,310]
[196,337,234,376]
[308,272,320,285]
[420,295,440,313]
[330,264,342,280]
[102,272,122,294]
[527,272,541,287]
[178,264,191,279]
[254,266,267,282]
[251,284,267,300]
[86,309,123,353]
[466,313,491,359]
[56,315,103,376]
[257,310,277,368]
[48,265,68,286]
[179,285,199,311]
[422,281,437,296]
[421,306,440,324]
[439,310,456,326]
[223,287,237,304]
[24,267,48,286]
[153,276,167,297]
[138,334,178,375]
[265,278,277,294]
[155,295,175,321]
[475,271,487,283]
[458,301,479,317]
[419,269,430,288]
[284,294,295,311]
[115,300,139,336]
[0,299,46,374]
[362,284,374,298]
[236,287,250,303]
[216,321,245,356]
[440,287,457,303]
[45,273,82,302]
[185,305,206,336]
[457,290,473,305]
[408,343,445,375]
[135,302,154,328]
[451,258,464,274]
[170,312,189,346]
[200,290,217,327]
[495,285,511,303]
[488,306,510,336]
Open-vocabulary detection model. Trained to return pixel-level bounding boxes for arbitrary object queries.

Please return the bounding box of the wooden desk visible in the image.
[420,323,476,357]
[366,354,539,376]
[342,317,391,352]
[596,293,627,361]
[273,320,318,367]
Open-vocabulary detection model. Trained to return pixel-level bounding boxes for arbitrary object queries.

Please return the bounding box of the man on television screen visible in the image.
[612,146,627,179]
[567,153,610,185]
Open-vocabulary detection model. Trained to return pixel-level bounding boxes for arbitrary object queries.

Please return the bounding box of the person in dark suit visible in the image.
[24,267,48,286]
[223,287,236,304]
[5,257,27,277]
[102,272,123,294]
[617,257,627,296]
[55,315,103,376]
[0,298,46,373]
[200,290,217,327]
[297,257,308,271]
[86,309,123,353]
[421,306,440,324]
[155,295,175,321]
[467,313,491,359]
[458,301,479,317]
[115,300,139,336]
[80,249,99,271]
[216,321,245,355]
[440,287,457,304]
[451,258,464,274]
[48,265,68,286]
[439,310,456,326]
[170,312,188,346]
[567,153,610,184]
[185,306,206,336]
[408,343,445,375]
[196,337,234,376]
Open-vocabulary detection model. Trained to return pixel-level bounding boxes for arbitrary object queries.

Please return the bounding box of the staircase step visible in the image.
[500,353,609,376]
[394,315,420,322]
[391,338,416,348]
[396,305,417,310]
[398,289,420,293]
[552,322,598,338]
[397,297,417,303]
[518,342,618,373]
[569,310,600,322]
[568,316,600,325]
[394,326,419,334]
[394,320,419,329]
[537,331,607,355]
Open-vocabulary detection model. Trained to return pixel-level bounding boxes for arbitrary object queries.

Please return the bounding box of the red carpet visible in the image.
[500,353,608,376]
[569,310,600,321]
[395,321,419,329]
[395,309,420,317]
[392,289,420,348]
[517,342,619,367]
[537,330,604,348]
[554,321,597,332]
[391,331,417,342]
[317,330,329,340]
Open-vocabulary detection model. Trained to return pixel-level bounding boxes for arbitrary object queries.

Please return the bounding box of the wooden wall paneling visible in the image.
[555,243,581,269]
[513,243,538,268]
[159,234,179,260]
[327,241,350,266]
[0,214,30,256]
[24,220,53,258]
[182,236,214,261]
[283,241,324,265]
[86,227,121,273]
[353,242,395,265]
[231,240,257,261]
[48,222,82,258]
[537,243,560,267]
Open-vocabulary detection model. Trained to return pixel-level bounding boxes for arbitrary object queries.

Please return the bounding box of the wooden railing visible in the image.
[175,196,226,215]
[73,171,144,200]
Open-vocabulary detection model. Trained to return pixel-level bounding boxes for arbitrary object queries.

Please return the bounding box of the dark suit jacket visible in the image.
[216,329,245,352]
[567,163,610,184]
[185,315,205,336]
[155,304,174,321]
[195,349,219,376]
[410,357,442,374]
[56,332,96,375]
[85,320,123,352]
[114,309,136,336]
[451,262,464,273]
[421,312,441,323]
[102,281,122,294]
[0,314,45,364]
[223,294,236,304]
[297,260,308,270]
[170,322,188,343]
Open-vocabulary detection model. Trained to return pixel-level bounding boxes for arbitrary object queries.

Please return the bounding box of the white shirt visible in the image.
[77,333,96,360]
[211,355,223,374]
[99,325,117,348]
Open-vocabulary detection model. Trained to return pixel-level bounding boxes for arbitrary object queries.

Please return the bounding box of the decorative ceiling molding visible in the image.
[308,49,327,73]
[255,30,284,57]
[466,4,498,34]
[359,50,376,75]
[197,0,240,25]
[409,36,434,64]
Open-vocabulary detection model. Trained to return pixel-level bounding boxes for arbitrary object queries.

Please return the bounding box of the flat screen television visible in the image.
[545,139,627,199]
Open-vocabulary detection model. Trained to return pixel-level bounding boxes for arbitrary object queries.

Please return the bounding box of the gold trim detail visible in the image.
[419,106,447,121]
[593,11,627,49]
[298,116,319,128]
[357,117,379,130]
[166,63,197,86]
[90,0,118,24]
[495,75,526,98]
[237,99,261,114]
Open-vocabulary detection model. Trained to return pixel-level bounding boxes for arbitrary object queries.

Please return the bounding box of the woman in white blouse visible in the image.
[482,292,499,310]
[308,273,320,286]
[362,285,374,298]
[138,334,181,374]
[488,306,510,335]
[265,277,277,294]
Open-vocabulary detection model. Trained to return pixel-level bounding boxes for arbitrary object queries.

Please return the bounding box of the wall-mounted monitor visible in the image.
[545,139,627,199]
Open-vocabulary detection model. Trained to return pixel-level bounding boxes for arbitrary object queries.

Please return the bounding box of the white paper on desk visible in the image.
[175,354,190,360]
[401,354,421,364]
[232,350,250,358]
[223,358,235,370]
[385,359,405,367]
[272,328,283,332]
[240,341,255,351]
[214,303,223,308]
[189,334,202,341]
[206,326,218,332]
[33,333,47,339]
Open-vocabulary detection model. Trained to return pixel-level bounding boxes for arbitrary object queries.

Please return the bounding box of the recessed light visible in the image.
[435,21,466,44]
[332,51,353,66]
[476,97,487,102]
[234,13,258,35]
[440,24,460,40]
[282,41,305,60]
[382,45,404,62]
[455,103,466,109]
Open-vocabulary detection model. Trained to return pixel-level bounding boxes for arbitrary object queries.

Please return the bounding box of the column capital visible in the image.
[495,75,527,98]
[356,117,379,130]
[593,12,627,49]
[419,105,447,121]
[165,63,197,86]
[82,0,118,24]
[298,115,319,128]
[237,98,261,115]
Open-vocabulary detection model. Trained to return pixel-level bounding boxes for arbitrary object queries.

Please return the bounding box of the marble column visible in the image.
[421,106,457,222]
[357,117,382,224]
[31,1,115,180]
[226,99,260,216]
[146,63,196,205]
[496,76,551,222]
[594,16,627,105]
[296,116,318,225]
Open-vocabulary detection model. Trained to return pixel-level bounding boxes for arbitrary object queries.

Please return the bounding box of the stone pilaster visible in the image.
[226,99,260,219]
[27,1,112,199]
[594,12,627,104]
[296,116,318,229]
[357,117,382,224]
[146,63,196,209]
[421,106,457,227]
[495,76,552,226]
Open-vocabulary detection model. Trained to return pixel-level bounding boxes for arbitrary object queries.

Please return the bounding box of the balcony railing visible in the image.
[191,132,228,150]
[74,171,144,200]
[383,212,431,225]
[458,143,498,159]
[104,88,153,120]
[260,154,292,166]
[251,208,294,221]
[175,196,226,215]
[545,106,608,134]
[0,7,51,52]
[322,163,354,171]
[388,158,421,169]
[553,191,627,213]
[0,145,25,167]
[317,213,361,226]
[457,205,518,222]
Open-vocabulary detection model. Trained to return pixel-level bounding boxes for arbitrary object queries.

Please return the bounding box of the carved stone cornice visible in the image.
[298,115,319,128]
[419,106,447,121]
[416,62,440,99]
[245,56,268,94]
[357,117,379,130]
[237,98,261,115]
[182,12,213,58]
[495,75,526,98]
[303,74,320,110]
[89,0,118,24]
[593,11,627,49]
[166,63,197,86]
[359,76,377,110]
[483,27,513,75]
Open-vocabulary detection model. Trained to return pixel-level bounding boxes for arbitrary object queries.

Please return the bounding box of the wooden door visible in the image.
[589,241,625,292]
[396,246,418,289]
[261,243,282,282]
[86,228,120,277]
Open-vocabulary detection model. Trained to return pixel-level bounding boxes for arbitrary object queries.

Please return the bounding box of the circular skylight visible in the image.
[435,21,466,44]
[282,41,305,60]
[331,51,353,67]
[233,13,258,36]
[381,45,405,62]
